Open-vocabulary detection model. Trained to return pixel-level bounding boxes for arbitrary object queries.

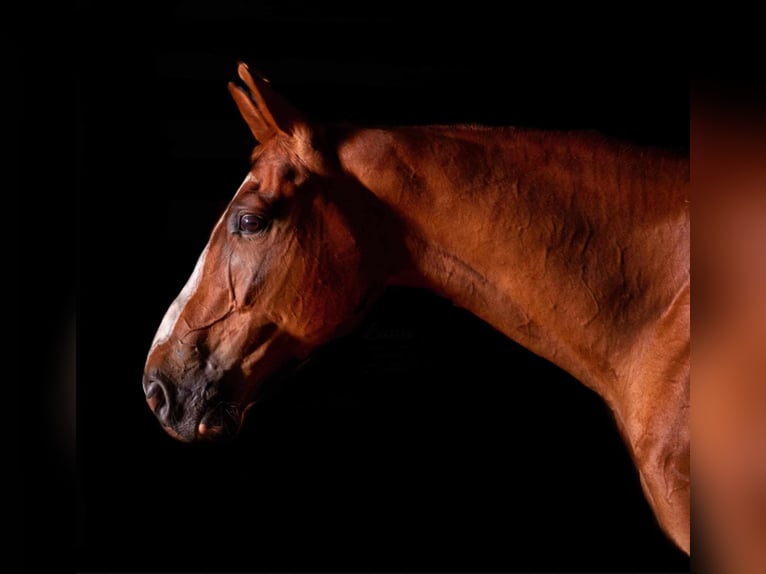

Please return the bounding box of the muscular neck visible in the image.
[336,124,689,399]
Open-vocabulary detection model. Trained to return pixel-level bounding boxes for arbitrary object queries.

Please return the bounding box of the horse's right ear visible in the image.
[227,62,305,143]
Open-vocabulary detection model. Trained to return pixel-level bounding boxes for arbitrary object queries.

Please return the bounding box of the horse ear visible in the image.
[228,80,274,143]
[227,61,305,143]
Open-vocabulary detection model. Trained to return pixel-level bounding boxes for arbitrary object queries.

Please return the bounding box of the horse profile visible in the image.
[143,62,690,554]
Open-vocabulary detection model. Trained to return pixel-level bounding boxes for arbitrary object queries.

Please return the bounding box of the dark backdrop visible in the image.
[26,3,689,573]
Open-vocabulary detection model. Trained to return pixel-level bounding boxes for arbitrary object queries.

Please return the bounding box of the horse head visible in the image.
[142,63,395,442]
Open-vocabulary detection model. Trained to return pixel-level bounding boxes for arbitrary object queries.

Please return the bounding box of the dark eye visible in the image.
[238,213,269,234]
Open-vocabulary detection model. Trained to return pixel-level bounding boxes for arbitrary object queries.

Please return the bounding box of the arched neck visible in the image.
[336,124,690,398]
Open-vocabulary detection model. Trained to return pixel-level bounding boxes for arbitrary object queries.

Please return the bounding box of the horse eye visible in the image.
[238,213,268,234]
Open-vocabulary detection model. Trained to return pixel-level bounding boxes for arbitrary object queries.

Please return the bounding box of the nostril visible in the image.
[144,379,172,424]
[145,382,162,412]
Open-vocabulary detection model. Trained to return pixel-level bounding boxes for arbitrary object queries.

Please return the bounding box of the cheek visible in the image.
[291,242,369,336]
[229,242,282,308]
[226,200,371,338]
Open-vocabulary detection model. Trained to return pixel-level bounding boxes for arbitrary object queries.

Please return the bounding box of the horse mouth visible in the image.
[193,401,243,442]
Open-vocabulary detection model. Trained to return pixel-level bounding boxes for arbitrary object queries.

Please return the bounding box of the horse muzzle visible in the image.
[143,370,243,443]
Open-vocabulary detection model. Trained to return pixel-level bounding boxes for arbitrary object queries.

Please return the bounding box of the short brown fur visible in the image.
[144,63,690,554]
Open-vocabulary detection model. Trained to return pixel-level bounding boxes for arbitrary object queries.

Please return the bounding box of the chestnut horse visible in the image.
[143,63,690,554]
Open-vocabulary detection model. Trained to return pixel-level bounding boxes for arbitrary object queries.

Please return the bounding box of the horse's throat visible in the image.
[398,232,613,393]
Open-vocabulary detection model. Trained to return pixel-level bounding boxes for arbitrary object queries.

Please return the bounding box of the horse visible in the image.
[143,62,690,555]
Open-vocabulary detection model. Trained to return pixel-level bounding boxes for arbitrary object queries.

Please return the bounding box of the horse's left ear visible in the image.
[227,61,307,142]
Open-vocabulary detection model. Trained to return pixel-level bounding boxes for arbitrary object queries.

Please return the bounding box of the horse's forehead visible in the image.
[250,140,293,168]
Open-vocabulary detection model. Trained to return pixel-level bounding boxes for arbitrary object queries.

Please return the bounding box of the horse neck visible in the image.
[336,124,690,398]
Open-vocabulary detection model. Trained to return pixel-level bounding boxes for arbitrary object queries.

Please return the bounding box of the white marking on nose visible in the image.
[149,244,210,354]
[147,178,249,358]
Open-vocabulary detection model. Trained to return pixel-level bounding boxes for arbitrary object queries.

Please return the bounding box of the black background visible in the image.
[23,2,690,573]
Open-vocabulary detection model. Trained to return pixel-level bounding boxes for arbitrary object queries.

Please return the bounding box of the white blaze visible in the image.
[149,243,210,354]
[148,178,248,358]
